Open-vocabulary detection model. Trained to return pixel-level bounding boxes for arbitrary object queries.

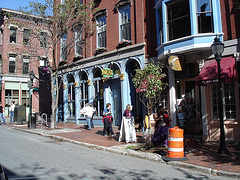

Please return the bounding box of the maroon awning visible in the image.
[196,57,236,85]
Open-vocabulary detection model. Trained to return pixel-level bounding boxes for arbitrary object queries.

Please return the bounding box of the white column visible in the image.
[168,67,177,127]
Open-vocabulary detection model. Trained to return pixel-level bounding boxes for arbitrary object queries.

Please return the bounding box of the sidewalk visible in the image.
[2,122,240,179]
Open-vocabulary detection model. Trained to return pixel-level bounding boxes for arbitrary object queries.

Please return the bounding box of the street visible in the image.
[0,126,230,180]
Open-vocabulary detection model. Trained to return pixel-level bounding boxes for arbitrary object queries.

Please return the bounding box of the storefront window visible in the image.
[79,72,88,109]
[67,74,75,117]
[5,89,19,106]
[93,68,104,116]
[167,0,191,41]
[211,83,236,119]
[21,90,29,107]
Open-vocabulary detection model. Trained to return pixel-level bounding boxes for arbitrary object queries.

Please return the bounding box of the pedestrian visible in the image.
[119,104,137,143]
[0,102,6,125]
[9,101,15,124]
[151,105,168,146]
[102,103,115,136]
[89,103,95,128]
[80,103,95,130]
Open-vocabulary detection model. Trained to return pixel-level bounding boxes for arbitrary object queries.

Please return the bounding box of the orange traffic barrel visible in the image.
[162,126,188,161]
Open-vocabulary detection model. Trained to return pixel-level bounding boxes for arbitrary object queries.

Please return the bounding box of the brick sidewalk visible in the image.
[5,122,240,175]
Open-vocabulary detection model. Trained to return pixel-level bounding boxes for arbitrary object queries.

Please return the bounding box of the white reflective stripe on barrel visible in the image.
[168,147,184,152]
[168,137,183,142]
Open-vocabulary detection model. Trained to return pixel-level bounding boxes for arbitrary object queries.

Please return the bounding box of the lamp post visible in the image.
[211,36,229,154]
[28,71,35,129]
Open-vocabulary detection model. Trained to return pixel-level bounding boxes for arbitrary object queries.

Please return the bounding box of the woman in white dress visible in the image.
[119,104,137,143]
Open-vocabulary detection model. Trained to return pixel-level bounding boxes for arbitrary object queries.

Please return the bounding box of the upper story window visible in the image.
[75,25,83,55]
[61,33,68,60]
[23,29,30,45]
[22,56,30,74]
[40,57,47,67]
[119,5,131,41]
[158,8,163,45]
[9,55,16,73]
[0,30,3,45]
[10,27,17,43]
[40,32,47,48]
[197,0,213,33]
[96,15,106,48]
[167,0,191,41]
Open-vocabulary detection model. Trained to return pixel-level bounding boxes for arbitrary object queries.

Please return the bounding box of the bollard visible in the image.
[162,126,188,161]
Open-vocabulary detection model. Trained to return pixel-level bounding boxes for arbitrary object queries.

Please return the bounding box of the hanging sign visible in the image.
[168,55,182,71]
[102,68,113,77]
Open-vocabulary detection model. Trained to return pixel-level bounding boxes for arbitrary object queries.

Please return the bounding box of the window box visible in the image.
[73,54,83,61]
[116,39,132,49]
[59,60,67,66]
[94,47,107,55]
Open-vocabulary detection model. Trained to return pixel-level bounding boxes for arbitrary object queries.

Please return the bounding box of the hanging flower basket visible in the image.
[94,47,107,55]
[116,39,132,49]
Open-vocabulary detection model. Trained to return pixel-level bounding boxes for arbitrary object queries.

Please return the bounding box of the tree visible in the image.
[7,0,96,128]
[132,61,167,142]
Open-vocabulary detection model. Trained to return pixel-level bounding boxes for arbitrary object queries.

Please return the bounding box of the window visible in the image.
[79,72,88,109]
[22,56,29,74]
[61,34,68,60]
[5,89,19,107]
[196,0,213,33]
[96,15,106,48]
[10,27,17,43]
[40,32,47,47]
[0,30,3,45]
[40,57,47,67]
[211,83,236,119]
[119,5,131,41]
[9,55,16,73]
[167,0,191,41]
[75,25,83,55]
[23,29,30,45]
[93,68,104,116]
[21,90,29,107]
[158,8,163,45]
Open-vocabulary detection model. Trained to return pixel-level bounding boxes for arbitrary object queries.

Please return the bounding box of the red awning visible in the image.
[196,57,236,85]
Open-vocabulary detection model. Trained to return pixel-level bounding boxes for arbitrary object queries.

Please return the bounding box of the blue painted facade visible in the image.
[155,0,223,58]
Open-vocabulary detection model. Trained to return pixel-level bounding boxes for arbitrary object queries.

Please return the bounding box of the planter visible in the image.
[73,55,83,61]
[116,40,132,49]
[94,47,107,55]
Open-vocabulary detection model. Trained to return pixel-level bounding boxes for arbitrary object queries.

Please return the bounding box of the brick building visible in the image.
[0,8,52,120]
[54,0,157,126]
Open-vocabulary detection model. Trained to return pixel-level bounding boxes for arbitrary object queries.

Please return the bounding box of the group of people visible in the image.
[0,101,15,125]
[80,102,170,145]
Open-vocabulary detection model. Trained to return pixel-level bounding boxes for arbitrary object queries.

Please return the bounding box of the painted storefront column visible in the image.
[74,71,80,124]
[63,74,68,122]
[168,67,177,127]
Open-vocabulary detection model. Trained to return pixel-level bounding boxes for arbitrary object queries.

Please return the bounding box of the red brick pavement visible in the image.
[6,122,240,174]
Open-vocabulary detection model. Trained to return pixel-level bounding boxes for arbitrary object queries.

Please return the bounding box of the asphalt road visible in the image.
[0,126,230,180]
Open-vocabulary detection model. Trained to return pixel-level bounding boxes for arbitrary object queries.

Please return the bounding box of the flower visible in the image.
[117,39,132,49]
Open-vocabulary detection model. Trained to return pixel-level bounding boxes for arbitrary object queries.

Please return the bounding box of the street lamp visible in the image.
[28,71,35,128]
[211,36,229,154]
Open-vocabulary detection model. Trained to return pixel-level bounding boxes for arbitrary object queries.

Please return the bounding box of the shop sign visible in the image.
[102,68,113,77]
[168,55,182,71]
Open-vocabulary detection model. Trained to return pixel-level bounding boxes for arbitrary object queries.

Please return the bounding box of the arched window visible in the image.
[67,74,75,117]
[79,71,88,109]
[92,67,104,116]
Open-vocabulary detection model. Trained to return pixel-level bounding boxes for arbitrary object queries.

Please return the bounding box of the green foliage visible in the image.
[132,61,167,111]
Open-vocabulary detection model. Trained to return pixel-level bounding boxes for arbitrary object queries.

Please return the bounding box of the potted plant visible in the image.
[116,39,132,49]
[73,54,83,61]
[94,47,107,55]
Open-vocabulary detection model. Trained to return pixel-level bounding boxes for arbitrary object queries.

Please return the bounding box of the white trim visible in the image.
[168,137,183,142]
[168,148,184,152]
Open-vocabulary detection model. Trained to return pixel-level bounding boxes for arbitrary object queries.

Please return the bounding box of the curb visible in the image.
[8,126,240,179]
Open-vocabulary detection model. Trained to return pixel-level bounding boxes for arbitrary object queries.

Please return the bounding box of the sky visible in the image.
[0,0,45,11]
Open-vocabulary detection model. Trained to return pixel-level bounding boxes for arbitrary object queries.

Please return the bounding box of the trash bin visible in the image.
[31,113,37,128]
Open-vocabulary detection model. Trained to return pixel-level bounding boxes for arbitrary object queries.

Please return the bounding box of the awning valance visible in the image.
[196,57,236,85]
